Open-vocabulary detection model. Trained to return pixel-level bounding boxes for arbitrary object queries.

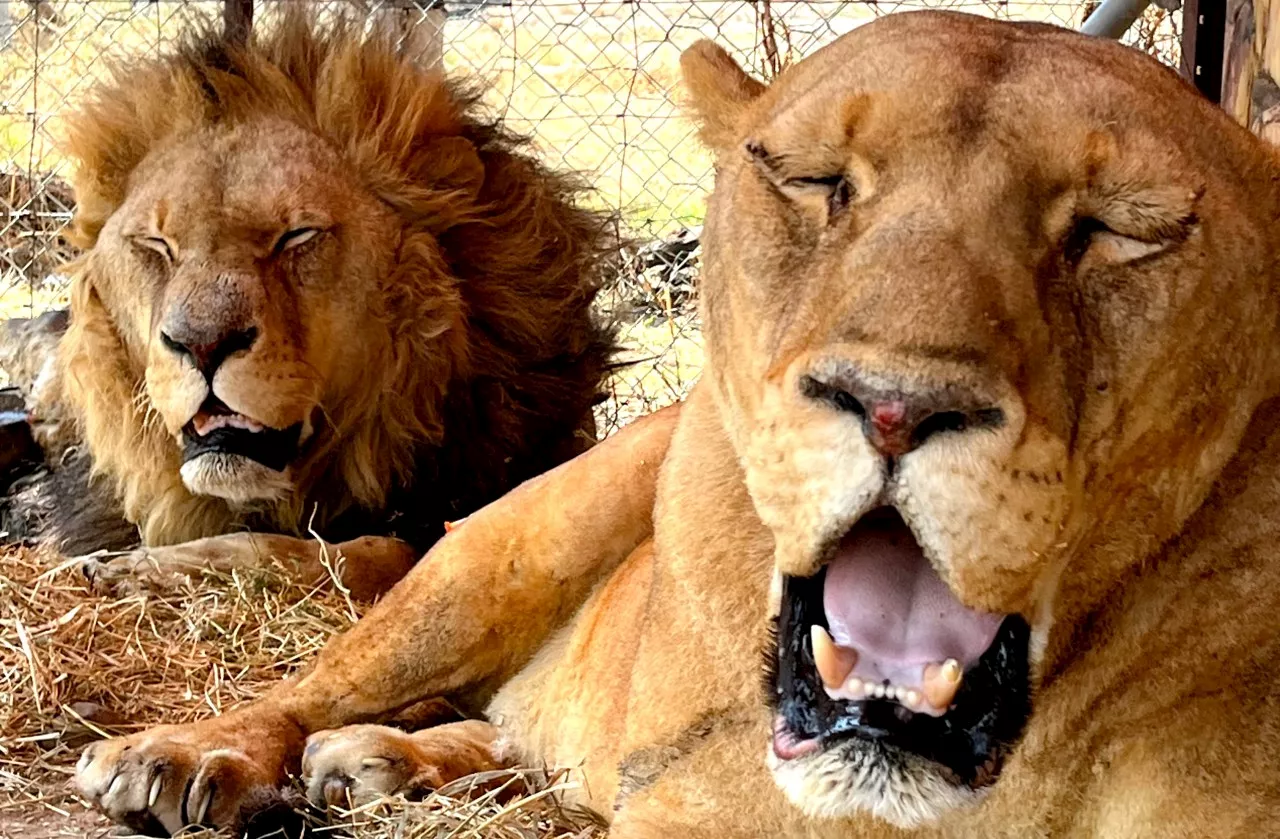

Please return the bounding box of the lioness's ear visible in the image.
[680,40,766,154]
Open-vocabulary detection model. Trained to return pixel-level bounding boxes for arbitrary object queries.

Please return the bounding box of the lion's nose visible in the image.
[160,323,259,380]
[799,371,1005,458]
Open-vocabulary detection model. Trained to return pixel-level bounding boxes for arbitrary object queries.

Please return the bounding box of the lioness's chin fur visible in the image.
[42,10,615,554]
[769,743,983,828]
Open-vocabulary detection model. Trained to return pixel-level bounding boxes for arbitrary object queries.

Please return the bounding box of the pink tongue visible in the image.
[823,509,1003,688]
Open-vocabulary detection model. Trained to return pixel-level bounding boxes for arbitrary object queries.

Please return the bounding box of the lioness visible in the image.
[20,13,613,595]
[73,11,1280,837]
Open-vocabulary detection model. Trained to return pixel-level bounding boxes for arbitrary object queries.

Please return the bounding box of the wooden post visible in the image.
[224,0,253,45]
[1222,0,1280,140]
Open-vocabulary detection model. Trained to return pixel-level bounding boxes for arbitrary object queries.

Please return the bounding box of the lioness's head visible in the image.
[57,14,609,545]
[682,11,1280,829]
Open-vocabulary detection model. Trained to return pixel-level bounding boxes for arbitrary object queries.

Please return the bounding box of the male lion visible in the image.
[28,13,613,594]
[73,11,1280,838]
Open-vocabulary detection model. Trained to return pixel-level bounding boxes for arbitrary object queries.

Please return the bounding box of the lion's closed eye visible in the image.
[274,226,324,255]
[1081,227,1168,265]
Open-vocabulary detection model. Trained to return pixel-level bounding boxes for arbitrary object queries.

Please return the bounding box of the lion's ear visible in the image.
[395,135,487,233]
[680,40,767,155]
[418,136,485,198]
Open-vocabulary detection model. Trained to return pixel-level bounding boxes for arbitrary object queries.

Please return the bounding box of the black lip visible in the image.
[766,567,1032,788]
[181,422,303,472]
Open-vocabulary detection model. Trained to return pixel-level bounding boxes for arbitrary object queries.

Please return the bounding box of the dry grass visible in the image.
[0,544,611,838]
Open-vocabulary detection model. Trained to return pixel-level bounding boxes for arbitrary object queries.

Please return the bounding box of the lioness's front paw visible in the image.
[75,714,302,836]
[78,549,187,597]
[302,720,506,809]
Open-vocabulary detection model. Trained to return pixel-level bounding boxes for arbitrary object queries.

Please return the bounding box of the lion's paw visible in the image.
[302,721,506,809]
[74,714,301,836]
[77,549,189,597]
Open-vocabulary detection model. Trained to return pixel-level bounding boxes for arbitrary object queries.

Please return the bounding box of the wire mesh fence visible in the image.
[0,0,1184,430]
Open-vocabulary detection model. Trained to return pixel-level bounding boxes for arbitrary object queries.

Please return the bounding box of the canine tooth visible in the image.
[149,774,163,808]
[923,659,964,710]
[810,625,857,689]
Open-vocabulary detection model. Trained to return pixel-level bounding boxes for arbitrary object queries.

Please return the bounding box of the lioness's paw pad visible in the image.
[301,721,506,810]
[302,726,430,808]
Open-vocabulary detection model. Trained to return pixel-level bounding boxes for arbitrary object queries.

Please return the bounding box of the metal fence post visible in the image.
[1080,0,1153,38]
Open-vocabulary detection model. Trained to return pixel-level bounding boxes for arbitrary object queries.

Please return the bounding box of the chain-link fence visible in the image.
[0,0,1183,429]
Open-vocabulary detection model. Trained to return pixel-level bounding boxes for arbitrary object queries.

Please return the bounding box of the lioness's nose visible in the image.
[799,372,1005,458]
[160,322,259,380]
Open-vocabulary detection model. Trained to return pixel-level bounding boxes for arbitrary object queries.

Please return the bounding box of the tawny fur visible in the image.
[54,11,613,553]
[73,12,1280,839]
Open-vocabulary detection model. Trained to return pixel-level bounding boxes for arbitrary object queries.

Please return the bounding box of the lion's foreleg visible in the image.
[80,532,419,600]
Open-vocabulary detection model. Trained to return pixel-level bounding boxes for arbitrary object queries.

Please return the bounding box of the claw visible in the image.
[323,775,352,808]
[77,745,96,775]
[190,784,212,826]
[148,773,162,808]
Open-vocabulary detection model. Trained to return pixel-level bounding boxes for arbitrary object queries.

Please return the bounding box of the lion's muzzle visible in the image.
[182,398,303,473]
[177,397,305,504]
[152,263,317,503]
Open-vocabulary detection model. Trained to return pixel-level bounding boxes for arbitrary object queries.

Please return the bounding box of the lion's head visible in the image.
[58,13,612,547]
[681,12,1280,829]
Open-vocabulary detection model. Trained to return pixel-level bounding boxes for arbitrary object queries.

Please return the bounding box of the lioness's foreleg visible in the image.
[74,404,679,835]
[78,532,419,601]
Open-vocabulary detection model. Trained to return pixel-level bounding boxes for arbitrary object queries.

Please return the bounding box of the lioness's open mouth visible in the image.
[181,397,303,472]
[768,508,1031,788]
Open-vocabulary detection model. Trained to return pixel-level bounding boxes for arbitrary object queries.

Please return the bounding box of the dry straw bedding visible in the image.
[0,545,607,839]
